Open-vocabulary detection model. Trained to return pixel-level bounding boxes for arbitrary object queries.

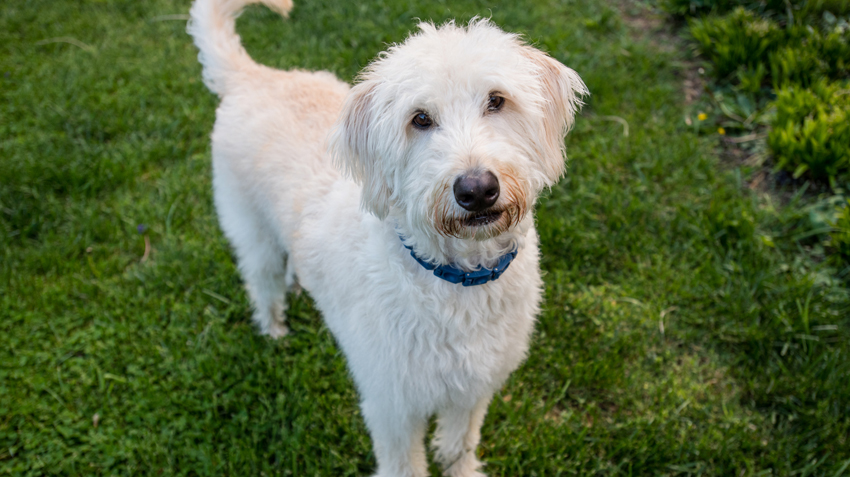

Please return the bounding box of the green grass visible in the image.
[2,0,849,475]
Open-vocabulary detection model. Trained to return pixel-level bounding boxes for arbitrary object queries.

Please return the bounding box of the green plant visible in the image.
[817,28,850,79]
[661,0,736,16]
[768,80,850,181]
[802,0,850,19]
[769,44,827,88]
[829,199,850,266]
[735,62,768,94]
[661,0,849,22]
[767,26,850,87]
[661,0,791,18]
[689,7,786,80]
[704,191,756,248]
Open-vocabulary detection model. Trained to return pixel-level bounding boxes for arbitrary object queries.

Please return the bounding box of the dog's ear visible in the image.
[523,48,589,184]
[329,80,393,219]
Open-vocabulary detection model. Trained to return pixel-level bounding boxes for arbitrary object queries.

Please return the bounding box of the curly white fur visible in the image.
[188,1,587,475]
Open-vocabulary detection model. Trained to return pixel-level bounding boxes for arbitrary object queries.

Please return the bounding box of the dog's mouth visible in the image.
[462,210,503,227]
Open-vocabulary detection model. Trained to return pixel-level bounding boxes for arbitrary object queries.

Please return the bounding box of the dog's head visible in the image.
[329,19,587,265]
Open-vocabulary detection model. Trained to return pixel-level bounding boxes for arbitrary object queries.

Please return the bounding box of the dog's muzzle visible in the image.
[453,170,499,212]
[462,209,503,227]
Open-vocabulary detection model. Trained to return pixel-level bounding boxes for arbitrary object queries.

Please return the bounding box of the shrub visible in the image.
[802,0,850,19]
[735,62,768,94]
[661,0,735,16]
[767,80,850,181]
[769,26,850,85]
[662,0,848,21]
[816,29,850,79]
[662,0,789,17]
[769,44,828,88]
[689,8,785,80]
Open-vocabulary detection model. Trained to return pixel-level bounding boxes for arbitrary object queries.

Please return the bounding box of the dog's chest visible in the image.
[389,277,539,401]
[341,261,540,399]
[294,211,543,403]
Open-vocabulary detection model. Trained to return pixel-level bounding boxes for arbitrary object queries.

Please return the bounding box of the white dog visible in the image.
[188,0,587,475]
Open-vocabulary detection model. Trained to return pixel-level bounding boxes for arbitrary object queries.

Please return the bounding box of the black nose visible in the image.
[453,170,500,212]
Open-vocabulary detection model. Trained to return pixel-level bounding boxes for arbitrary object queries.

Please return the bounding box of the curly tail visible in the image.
[187,0,293,96]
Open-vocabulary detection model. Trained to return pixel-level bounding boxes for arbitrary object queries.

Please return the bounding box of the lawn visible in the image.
[2,0,849,475]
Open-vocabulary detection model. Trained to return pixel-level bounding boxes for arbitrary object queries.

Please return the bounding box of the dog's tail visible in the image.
[188,0,293,96]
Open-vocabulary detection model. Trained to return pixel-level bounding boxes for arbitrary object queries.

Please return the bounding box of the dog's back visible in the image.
[189,0,351,237]
[188,0,353,338]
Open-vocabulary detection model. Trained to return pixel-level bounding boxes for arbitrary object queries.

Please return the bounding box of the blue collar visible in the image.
[399,236,518,287]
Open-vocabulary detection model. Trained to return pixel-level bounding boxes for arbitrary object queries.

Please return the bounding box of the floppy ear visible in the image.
[523,48,589,184]
[328,80,393,219]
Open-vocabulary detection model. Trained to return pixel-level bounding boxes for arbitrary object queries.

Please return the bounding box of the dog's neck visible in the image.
[389,212,532,271]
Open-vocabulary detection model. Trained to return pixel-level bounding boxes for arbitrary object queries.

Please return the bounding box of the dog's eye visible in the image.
[412,111,433,129]
[487,94,505,112]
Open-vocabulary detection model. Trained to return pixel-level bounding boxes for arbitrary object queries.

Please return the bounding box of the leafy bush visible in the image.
[662,0,786,17]
[769,44,827,88]
[802,0,850,19]
[767,80,850,181]
[665,0,850,270]
[735,62,768,94]
[661,0,734,16]
[816,28,850,79]
[689,10,848,86]
[689,8,785,80]
[662,0,849,20]
[682,3,850,184]
[769,26,850,86]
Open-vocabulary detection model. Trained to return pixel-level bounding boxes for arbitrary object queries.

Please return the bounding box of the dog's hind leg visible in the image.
[242,246,289,338]
[214,166,289,338]
[432,395,492,477]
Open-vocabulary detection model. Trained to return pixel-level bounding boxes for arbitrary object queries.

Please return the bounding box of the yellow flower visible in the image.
[718,127,726,135]
[698,113,708,121]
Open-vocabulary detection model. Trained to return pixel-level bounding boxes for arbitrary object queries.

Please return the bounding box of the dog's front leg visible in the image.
[361,398,429,477]
[432,395,492,477]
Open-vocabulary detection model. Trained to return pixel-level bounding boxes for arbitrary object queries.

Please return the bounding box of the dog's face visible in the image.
[330,19,587,247]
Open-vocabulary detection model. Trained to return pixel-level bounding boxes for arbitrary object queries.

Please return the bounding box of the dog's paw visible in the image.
[446,470,486,477]
[263,321,289,339]
[443,451,486,477]
[289,281,302,296]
